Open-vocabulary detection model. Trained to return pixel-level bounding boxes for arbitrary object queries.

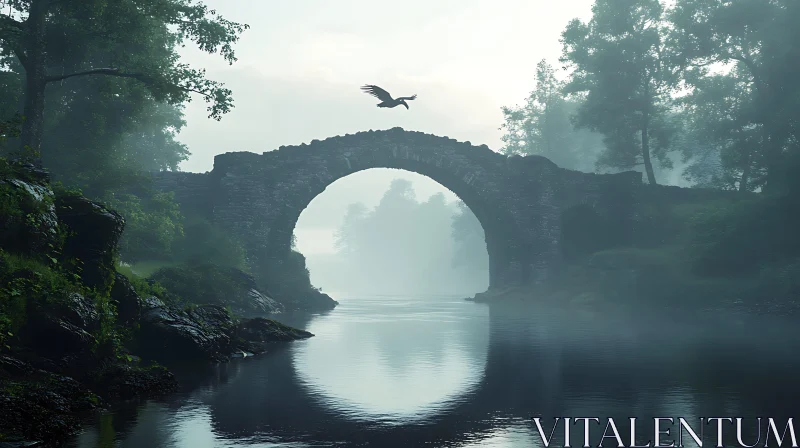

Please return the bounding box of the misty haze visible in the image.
[1,0,799,447]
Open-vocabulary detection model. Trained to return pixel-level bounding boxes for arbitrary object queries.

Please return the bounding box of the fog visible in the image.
[169,0,692,289]
[296,171,489,297]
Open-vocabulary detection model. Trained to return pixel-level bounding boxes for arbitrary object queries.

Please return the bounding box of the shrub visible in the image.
[100,191,184,263]
[687,196,800,277]
[171,213,248,270]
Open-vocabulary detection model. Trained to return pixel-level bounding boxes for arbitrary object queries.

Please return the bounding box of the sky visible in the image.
[174,0,596,253]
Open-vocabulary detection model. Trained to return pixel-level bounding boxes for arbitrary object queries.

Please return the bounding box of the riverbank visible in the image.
[0,160,319,446]
[470,191,800,315]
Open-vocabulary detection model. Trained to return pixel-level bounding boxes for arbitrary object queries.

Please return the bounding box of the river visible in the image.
[66,294,800,447]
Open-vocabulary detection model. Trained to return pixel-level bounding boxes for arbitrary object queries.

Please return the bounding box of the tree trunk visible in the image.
[641,83,657,185]
[18,0,48,163]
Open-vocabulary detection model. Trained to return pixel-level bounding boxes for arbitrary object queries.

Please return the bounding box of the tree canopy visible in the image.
[501,0,799,193]
[0,0,249,262]
[0,0,247,159]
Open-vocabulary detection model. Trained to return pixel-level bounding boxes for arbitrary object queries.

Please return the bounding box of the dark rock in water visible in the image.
[137,299,236,363]
[0,358,103,444]
[255,251,338,313]
[281,288,338,313]
[87,362,177,401]
[136,295,313,363]
[235,317,313,354]
[110,272,143,325]
[55,194,124,291]
[149,263,285,316]
[0,353,176,445]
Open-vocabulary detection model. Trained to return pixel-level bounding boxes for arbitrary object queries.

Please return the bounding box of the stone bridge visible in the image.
[153,127,643,289]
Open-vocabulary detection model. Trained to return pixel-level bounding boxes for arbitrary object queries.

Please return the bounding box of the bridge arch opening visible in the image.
[292,168,490,297]
[208,129,540,295]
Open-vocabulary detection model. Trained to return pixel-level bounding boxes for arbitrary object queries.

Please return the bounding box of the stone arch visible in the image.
[147,128,647,292]
[242,130,522,284]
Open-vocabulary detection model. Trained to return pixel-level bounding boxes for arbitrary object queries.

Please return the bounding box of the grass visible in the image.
[480,194,799,311]
[117,260,178,278]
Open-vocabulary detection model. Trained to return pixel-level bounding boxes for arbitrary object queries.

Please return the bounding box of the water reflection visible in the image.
[293,295,489,423]
[66,296,800,448]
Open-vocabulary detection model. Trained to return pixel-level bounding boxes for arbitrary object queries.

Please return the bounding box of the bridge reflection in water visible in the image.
[68,298,800,448]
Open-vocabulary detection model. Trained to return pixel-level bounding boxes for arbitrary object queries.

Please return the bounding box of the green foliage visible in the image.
[0,0,248,274]
[101,191,184,263]
[0,246,126,353]
[561,0,679,184]
[149,262,251,307]
[668,0,800,192]
[0,114,22,148]
[0,156,42,184]
[256,251,314,299]
[0,249,80,347]
[0,0,249,160]
[117,260,176,279]
[171,213,248,270]
[500,59,605,171]
[686,197,800,277]
[0,177,23,221]
[117,264,169,300]
[51,182,84,200]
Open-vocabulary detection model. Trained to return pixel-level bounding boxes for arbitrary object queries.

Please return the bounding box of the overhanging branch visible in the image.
[45,67,217,101]
[45,67,154,83]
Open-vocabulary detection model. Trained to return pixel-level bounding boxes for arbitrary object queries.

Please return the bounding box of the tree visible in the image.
[500,59,604,171]
[0,0,248,161]
[669,0,800,192]
[678,67,763,191]
[38,73,191,192]
[560,0,679,184]
[334,202,368,258]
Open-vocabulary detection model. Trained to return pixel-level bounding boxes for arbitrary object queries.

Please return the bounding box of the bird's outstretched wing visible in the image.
[396,94,417,101]
[361,85,394,102]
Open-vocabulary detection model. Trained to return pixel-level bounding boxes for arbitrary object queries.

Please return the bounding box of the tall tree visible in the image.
[0,0,247,161]
[560,0,678,184]
[679,67,763,191]
[500,59,604,171]
[669,0,800,192]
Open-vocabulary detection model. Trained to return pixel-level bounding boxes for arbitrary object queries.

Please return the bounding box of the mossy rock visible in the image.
[0,163,61,259]
[55,193,125,293]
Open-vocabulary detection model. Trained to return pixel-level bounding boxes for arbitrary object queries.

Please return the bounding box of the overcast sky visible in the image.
[174,0,595,253]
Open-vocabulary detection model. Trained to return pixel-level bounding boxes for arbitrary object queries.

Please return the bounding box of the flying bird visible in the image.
[361,85,417,109]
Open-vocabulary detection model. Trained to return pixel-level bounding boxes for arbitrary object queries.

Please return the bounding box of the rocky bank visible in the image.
[0,161,312,446]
